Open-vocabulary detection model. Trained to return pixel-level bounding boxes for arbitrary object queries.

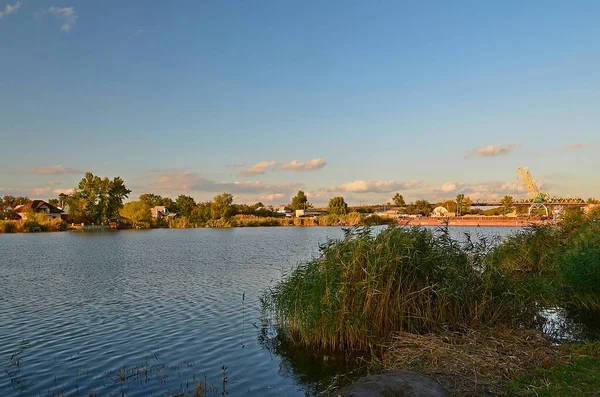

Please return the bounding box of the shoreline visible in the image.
[1,216,549,234]
[398,216,548,227]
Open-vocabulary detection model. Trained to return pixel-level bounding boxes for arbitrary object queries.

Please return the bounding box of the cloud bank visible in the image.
[330,179,422,194]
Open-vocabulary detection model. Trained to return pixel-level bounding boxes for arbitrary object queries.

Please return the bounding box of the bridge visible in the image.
[467,197,587,207]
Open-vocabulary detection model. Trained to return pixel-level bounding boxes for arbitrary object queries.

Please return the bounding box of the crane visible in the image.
[516,166,549,203]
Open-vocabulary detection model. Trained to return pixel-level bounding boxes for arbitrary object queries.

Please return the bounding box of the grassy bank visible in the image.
[261,208,600,394]
[0,218,68,233]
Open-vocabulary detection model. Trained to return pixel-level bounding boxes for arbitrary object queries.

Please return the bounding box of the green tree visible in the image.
[500,195,514,215]
[48,198,60,207]
[211,193,234,219]
[2,195,31,208]
[463,196,472,214]
[290,190,313,211]
[392,193,405,207]
[456,194,465,216]
[139,193,176,211]
[120,201,151,226]
[175,195,197,218]
[191,202,212,224]
[328,196,348,215]
[75,172,131,224]
[415,199,432,216]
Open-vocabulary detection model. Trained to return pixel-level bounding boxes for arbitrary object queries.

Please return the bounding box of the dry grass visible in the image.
[383,328,558,396]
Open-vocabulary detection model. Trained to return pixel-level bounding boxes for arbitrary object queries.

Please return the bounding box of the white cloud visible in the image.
[29,164,80,175]
[146,171,303,198]
[32,187,51,196]
[0,1,21,19]
[39,6,77,32]
[232,162,246,169]
[465,143,521,159]
[280,158,327,172]
[238,161,277,177]
[259,193,285,203]
[429,181,469,194]
[53,187,75,195]
[330,179,423,194]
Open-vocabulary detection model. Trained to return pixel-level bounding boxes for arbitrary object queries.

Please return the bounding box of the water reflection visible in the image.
[257,323,370,396]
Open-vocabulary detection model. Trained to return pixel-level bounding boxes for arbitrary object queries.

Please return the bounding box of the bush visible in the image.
[556,216,600,309]
[0,220,18,233]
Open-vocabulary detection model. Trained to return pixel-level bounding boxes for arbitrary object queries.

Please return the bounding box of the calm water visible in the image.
[0,226,520,397]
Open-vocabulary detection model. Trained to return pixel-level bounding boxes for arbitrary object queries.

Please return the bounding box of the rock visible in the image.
[334,370,448,397]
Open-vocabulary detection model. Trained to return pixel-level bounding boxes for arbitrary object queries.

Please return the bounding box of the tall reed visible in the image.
[263,226,533,350]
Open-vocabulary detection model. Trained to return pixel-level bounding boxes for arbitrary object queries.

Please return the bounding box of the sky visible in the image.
[1,0,599,206]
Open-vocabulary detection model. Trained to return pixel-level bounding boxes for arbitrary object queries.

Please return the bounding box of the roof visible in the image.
[14,200,63,214]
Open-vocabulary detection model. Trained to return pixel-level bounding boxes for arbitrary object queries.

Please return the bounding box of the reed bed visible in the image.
[263,226,537,350]
[0,218,68,233]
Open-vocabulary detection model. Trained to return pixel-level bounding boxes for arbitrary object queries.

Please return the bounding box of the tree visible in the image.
[75,172,131,224]
[138,193,176,211]
[500,195,514,215]
[328,196,348,215]
[415,199,432,216]
[191,202,212,224]
[392,193,405,207]
[463,196,472,214]
[436,199,457,213]
[456,194,465,216]
[2,195,31,208]
[290,190,313,211]
[175,195,197,218]
[48,198,60,207]
[120,201,151,226]
[211,193,234,219]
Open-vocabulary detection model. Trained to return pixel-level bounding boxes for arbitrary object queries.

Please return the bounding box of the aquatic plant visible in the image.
[263,225,534,350]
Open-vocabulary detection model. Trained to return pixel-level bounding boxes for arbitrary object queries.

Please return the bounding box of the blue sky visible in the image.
[1,0,599,205]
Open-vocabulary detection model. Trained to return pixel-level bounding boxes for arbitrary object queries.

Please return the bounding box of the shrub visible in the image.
[0,220,18,233]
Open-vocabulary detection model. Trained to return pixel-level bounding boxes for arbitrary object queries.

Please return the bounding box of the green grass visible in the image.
[507,342,600,396]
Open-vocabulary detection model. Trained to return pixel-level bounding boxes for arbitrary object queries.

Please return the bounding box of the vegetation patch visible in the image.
[506,342,600,396]
[383,328,555,396]
[262,226,539,350]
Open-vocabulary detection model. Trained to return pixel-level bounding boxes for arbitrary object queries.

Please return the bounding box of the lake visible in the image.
[0,226,521,396]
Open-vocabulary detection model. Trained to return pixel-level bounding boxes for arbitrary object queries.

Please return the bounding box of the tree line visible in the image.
[3,173,599,224]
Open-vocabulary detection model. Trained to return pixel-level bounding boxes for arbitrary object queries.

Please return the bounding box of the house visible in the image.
[13,200,65,220]
[374,208,400,218]
[295,209,329,217]
[275,205,294,217]
[151,206,177,220]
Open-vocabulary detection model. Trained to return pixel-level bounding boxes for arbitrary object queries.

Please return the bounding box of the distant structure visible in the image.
[13,200,65,221]
[151,206,177,220]
[516,166,586,217]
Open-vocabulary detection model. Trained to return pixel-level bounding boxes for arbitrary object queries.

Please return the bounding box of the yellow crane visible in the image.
[516,166,549,203]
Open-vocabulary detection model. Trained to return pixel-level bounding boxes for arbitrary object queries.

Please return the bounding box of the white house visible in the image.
[151,206,177,220]
[14,200,65,220]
